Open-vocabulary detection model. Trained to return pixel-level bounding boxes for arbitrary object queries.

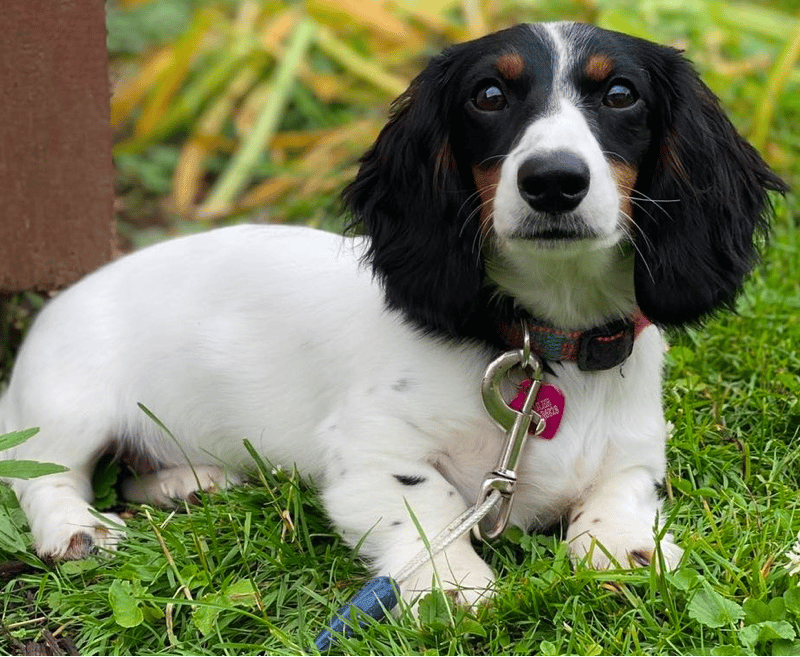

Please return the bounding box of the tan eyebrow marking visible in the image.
[495,52,524,80]
[585,53,614,81]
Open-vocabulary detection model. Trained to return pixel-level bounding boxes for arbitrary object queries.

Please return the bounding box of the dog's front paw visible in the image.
[566,514,682,571]
[32,507,126,560]
[394,541,495,609]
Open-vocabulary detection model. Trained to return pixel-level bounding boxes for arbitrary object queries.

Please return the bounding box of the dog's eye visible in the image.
[473,84,507,111]
[603,82,637,108]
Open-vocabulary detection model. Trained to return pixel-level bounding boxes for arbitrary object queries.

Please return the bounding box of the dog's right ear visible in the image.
[343,52,484,336]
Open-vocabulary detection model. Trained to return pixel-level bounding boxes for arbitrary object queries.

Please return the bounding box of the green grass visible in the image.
[7,223,797,656]
[2,0,800,654]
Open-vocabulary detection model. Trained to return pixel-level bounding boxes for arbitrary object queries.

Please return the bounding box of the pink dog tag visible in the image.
[509,380,565,439]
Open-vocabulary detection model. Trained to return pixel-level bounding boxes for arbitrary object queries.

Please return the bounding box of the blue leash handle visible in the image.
[314,576,399,651]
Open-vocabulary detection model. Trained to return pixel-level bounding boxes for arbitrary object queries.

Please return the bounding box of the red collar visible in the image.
[495,310,652,371]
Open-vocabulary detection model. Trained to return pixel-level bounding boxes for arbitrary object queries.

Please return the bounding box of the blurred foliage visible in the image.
[107,0,799,247]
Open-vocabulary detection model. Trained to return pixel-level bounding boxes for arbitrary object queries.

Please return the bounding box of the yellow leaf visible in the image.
[135,10,216,139]
[316,26,409,97]
[260,7,304,51]
[389,0,461,38]
[110,49,172,127]
[309,0,411,42]
[271,129,337,151]
[393,0,459,20]
[237,175,299,210]
[462,0,489,38]
[171,140,207,218]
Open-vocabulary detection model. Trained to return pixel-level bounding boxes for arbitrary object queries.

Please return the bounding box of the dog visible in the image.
[0,22,786,606]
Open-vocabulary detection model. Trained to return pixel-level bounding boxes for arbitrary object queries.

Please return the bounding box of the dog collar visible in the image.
[495,310,651,371]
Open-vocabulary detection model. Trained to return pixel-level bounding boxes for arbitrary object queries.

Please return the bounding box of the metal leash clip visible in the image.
[474,326,546,541]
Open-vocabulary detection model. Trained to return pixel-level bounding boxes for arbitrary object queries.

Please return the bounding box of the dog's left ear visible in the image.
[343,51,484,336]
[633,46,788,326]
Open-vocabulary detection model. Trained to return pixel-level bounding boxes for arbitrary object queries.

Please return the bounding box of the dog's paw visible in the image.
[33,507,126,560]
[566,514,682,571]
[121,465,242,506]
[395,543,495,609]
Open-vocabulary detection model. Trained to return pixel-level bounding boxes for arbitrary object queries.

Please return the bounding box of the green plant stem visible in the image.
[315,26,407,97]
[203,17,317,214]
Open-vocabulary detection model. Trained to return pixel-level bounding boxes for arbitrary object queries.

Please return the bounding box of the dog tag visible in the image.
[510,380,565,439]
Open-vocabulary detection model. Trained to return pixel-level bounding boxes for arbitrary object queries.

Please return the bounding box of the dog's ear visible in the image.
[633,47,788,326]
[343,52,483,335]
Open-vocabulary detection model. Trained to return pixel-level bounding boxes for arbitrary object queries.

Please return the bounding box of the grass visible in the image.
[1,0,799,654]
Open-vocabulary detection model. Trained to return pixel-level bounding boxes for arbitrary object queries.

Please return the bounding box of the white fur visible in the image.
[0,221,680,603]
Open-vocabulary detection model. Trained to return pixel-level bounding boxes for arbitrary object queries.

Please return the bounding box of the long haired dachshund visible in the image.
[0,22,786,605]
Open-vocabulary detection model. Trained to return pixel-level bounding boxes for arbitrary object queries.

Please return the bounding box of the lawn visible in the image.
[0,0,798,654]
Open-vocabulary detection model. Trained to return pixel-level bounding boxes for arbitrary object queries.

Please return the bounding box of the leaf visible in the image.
[315,25,408,97]
[744,598,772,624]
[59,558,100,575]
[192,581,258,636]
[738,620,796,650]
[109,579,144,629]
[0,428,40,451]
[0,460,68,480]
[0,510,28,553]
[309,0,412,42]
[773,639,800,656]
[458,617,487,638]
[688,583,744,628]
[668,567,702,592]
[192,593,226,636]
[783,587,800,614]
[416,589,453,631]
[202,17,316,214]
[226,579,257,606]
[92,457,120,510]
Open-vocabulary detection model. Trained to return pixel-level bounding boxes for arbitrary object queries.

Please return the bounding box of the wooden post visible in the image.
[0,0,114,293]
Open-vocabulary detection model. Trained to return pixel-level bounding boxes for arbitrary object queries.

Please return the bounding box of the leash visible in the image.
[313,489,502,651]
[314,328,548,650]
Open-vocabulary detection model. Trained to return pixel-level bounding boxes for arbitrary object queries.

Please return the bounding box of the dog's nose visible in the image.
[517,152,590,213]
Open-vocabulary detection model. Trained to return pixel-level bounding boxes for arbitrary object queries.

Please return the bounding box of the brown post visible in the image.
[0,0,114,293]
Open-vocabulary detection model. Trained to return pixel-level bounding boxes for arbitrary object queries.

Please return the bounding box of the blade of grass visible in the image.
[171,62,263,216]
[119,18,264,155]
[309,0,412,42]
[391,0,460,38]
[711,1,796,41]
[315,25,409,97]
[134,9,215,140]
[462,0,488,37]
[202,17,317,216]
[750,9,800,150]
[110,48,172,128]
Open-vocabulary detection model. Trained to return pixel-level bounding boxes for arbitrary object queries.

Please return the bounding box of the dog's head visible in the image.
[344,22,787,337]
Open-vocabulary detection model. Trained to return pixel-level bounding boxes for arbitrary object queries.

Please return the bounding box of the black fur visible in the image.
[343,41,486,336]
[344,23,787,337]
[629,38,788,324]
[393,474,428,486]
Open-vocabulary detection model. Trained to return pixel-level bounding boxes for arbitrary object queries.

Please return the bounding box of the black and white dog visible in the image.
[0,22,786,605]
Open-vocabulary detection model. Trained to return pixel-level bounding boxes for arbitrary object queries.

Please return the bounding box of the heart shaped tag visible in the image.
[509,380,565,439]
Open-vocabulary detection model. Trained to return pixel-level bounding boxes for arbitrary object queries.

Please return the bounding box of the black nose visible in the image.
[517,152,590,213]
